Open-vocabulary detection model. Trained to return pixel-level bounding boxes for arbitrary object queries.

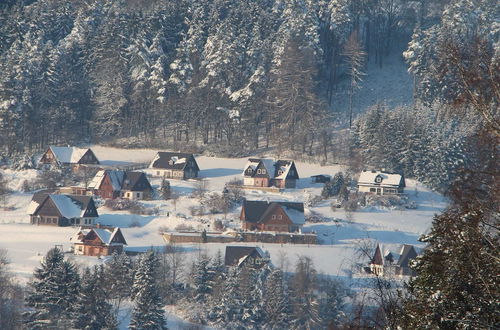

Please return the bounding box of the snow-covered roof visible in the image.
[49,146,89,164]
[49,194,85,218]
[71,227,126,246]
[87,170,106,189]
[26,200,41,214]
[243,158,297,179]
[70,228,91,243]
[93,228,113,244]
[284,207,305,225]
[358,170,404,187]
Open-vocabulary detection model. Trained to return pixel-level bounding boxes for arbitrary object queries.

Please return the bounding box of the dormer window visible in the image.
[169,160,174,165]
[262,169,266,174]
[257,169,262,174]
[375,175,382,183]
[278,170,283,175]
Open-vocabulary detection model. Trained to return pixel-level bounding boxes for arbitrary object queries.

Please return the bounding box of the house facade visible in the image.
[149,152,200,179]
[240,199,305,232]
[71,226,127,256]
[357,170,405,195]
[367,243,418,277]
[243,158,299,188]
[39,146,99,170]
[88,170,152,200]
[27,193,98,226]
[224,246,267,268]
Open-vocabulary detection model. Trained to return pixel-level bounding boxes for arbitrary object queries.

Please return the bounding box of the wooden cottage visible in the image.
[27,192,98,226]
[71,226,127,256]
[39,146,99,170]
[240,199,305,232]
[243,158,299,188]
[224,246,266,268]
[357,170,405,195]
[88,170,152,200]
[149,152,199,179]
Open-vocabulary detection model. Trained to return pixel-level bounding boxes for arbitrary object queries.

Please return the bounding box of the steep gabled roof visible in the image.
[397,244,418,268]
[88,170,151,192]
[241,200,305,225]
[71,227,127,246]
[28,193,97,218]
[149,152,199,171]
[358,170,405,187]
[48,146,95,164]
[370,244,384,266]
[243,158,298,179]
[224,246,265,266]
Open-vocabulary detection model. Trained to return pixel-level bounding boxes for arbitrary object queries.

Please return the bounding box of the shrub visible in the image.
[104,198,159,215]
[188,205,205,216]
[213,219,225,231]
[200,193,231,214]
[175,223,195,231]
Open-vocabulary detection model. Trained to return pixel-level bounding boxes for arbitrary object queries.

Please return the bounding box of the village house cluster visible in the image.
[28,145,409,267]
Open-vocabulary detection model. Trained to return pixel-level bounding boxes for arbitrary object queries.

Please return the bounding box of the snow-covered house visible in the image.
[243,158,299,188]
[39,146,99,171]
[88,170,152,200]
[240,199,305,232]
[149,152,199,179]
[357,170,405,195]
[368,243,418,277]
[27,192,98,226]
[71,225,127,256]
[224,246,267,268]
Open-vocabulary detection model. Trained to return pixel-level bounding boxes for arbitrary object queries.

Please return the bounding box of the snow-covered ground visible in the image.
[0,146,446,287]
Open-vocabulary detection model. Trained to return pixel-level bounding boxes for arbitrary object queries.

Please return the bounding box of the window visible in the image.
[257,169,261,174]
[78,246,83,251]
[272,215,276,219]
[278,215,282,220]
[127,192,131,197]
[136,193,140,198]
[278,170,283,175]
[53,218,57,224]
[370,188,376,192]
[157,171,160,175]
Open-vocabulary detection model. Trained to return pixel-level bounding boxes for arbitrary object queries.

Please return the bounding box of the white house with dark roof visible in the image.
[357,170,405,195]
[149,152,199,179]
[243,158,299,188]
[38,146,99,170]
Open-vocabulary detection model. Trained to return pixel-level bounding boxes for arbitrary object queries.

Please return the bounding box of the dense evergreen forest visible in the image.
[0,0,457,155]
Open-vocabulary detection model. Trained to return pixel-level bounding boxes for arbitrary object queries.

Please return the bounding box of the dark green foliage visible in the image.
[73,266,117,330]
[130,250,167,330]
[25,248,80,329]
[321,172,346,198]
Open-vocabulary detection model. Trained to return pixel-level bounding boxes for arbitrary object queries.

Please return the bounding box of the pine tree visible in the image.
[25,248,80,329]
[263,269,291,329]
[73,266,117,330]
[160,179,171,200]
[104,252,134,312]
[191,254,213,302]
[129,250,166,330]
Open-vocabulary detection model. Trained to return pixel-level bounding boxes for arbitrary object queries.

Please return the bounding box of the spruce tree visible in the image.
[104,252,134,312]
[73,266,117,330]
[263,269,291,329]
[25,248,80,329]
[129,250,166,330]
